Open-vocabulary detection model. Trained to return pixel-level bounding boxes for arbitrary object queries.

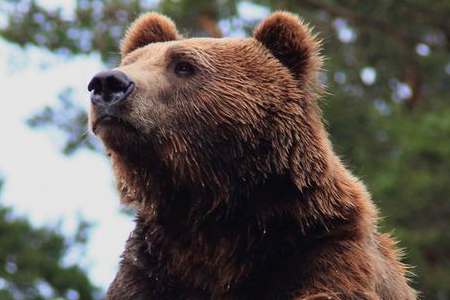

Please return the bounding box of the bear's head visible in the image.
[88,12,332,209]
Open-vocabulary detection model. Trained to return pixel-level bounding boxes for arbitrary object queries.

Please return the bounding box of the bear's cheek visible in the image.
[122,86,174,134]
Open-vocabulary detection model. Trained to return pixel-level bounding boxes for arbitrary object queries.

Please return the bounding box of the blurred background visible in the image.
[0,0,449,299]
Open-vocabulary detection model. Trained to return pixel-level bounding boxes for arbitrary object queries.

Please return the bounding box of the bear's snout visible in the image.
[88,70,135,107]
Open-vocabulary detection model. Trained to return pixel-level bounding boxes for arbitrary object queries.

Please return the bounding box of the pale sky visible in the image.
[0,39,134,289]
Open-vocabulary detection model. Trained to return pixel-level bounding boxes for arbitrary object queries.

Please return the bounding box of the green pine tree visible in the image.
[0,179,101,300]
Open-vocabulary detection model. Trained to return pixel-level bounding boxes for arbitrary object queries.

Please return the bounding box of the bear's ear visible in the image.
[254,12,322,83]
[121,12,180,56]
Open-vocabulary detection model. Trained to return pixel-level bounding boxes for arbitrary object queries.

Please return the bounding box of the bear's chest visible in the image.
[107,256,301,300]
[106,223,306,300]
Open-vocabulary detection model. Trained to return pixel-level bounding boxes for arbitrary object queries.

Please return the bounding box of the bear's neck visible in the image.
[111,151,374,297]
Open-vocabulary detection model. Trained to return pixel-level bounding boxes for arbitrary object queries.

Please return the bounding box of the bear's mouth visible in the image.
[92,114,137,135]
[92,113,147,154]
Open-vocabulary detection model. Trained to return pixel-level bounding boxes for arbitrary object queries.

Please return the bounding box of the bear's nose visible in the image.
[88,70,135,106]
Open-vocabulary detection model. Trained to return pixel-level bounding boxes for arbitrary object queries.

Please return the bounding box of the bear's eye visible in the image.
[174,62,195,77]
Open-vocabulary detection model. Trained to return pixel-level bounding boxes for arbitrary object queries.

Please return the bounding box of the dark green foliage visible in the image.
[1,0,449,298]
[0,180,101,300]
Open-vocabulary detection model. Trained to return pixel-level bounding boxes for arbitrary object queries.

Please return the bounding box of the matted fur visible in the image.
[89,12,417,300]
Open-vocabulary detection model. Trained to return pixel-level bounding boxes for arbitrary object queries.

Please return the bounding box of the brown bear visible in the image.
[87,11,417,300]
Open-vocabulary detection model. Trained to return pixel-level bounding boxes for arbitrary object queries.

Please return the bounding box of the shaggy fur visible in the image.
[89,12,417,300]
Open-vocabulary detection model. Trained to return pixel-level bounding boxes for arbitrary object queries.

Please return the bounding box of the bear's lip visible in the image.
[92,114,136,135]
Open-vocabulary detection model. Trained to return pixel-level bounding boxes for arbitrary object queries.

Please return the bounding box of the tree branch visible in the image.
[403,58,422,109]
[299,0,421,48]
[297,0,428,108]
[437,22,450,51]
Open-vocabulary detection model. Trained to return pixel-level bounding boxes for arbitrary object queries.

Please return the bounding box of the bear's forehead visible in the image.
[121,37,261,64]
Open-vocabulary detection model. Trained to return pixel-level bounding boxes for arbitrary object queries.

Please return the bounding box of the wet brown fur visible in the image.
[89,12,417,300]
